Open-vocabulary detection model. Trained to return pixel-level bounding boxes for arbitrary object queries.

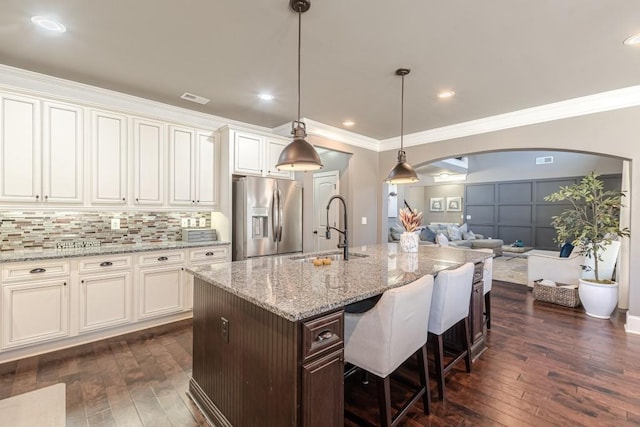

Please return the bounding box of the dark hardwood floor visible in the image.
[2,281,640,426]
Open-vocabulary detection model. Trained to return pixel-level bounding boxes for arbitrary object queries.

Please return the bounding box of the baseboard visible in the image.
[624,312,640,335]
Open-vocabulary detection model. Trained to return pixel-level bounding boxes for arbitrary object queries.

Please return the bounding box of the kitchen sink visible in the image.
[290,251,369,263]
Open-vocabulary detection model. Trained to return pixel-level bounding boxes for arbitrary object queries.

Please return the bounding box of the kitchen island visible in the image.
[186,243,490,427]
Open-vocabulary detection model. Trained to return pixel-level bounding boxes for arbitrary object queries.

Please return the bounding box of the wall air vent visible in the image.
[180,92,210,105]
[536,156,554,165]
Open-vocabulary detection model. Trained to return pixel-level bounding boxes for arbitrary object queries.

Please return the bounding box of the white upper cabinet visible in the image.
[91,109,128,204]
[233,131,292,179]
[133,118,165,205]
[0,95,83,204]
[42,101,84,204]
[0,94,41,203]
[265,138,292,178]
[169,126,218,207]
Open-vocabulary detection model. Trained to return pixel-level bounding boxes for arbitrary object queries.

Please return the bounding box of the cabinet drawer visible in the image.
[473,262,484,283]
[189,246,228,263]
[302,310,344,362]
[79,255,132,273]
[2,260,70,283]
[137,251,184,266]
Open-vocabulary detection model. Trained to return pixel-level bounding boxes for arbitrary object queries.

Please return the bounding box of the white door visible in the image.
[0,94,41,203]
[91,110,128,204]
[194,131,217,207]
[137,266,184,320]
[313,170,340,251]
[133,118,165,205]
[42,101,84,204]
[169,126,195,206]
[79,271,132,333]
[234,131,263,175]
[2,279,69,349]
[265,138,291,179]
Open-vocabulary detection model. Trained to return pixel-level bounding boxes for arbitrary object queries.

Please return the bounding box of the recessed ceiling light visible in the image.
[623,33,640,46]
[437,90,456,99]
[342,120,355,127]
[258,93,274,101]
[30,16,66,33]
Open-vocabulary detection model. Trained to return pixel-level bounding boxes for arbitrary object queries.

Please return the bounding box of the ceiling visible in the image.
[1,1,640,141]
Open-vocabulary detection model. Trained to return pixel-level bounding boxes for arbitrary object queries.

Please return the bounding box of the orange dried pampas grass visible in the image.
[399,208,423,232]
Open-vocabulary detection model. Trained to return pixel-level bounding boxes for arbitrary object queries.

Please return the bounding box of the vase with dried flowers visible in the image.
[398,207,423,252]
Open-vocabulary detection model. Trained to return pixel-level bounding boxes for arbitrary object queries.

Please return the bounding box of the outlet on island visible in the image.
[221,317,229,343]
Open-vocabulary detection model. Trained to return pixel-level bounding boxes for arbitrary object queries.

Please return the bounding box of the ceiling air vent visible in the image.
[536,156,554,165]
[180,92,210,105]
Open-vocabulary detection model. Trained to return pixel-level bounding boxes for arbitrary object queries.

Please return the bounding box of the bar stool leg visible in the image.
[485,291,491,329]
[430,333,446,401]
[417,344,431,414]
[377,376,393,427]
[463,317,472,373]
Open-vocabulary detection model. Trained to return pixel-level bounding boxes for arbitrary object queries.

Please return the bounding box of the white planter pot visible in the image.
[399,232,419,253]
[578,278,619,319]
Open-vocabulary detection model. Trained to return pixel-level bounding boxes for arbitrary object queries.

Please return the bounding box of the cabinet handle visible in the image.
[81,280,84,284]
[205,251,214,256]
[35,195,39,200]
[157,256,169,261]
[29,268,46,274]
[64,282,67,286]
[136,198,139,202]
[192,200,195,204]
[44,195,48,200]
[99,261,113,267]
[315,330,335,342]
[196,200,200,203]
[122,198,126,201]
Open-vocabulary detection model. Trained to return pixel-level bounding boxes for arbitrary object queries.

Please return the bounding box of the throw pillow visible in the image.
[462,231,476,240]
[436,233,450,246]
[419,227,437,242]
[447,224,462,241]
[559,242,574,258]
[460,223,468,233]
[389,224,404,241]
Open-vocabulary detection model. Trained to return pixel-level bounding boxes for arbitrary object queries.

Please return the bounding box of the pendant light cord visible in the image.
[297,8,302,123]
[400,73,404,152]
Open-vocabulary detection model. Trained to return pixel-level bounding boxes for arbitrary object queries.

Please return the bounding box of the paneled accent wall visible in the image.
[0,211,210,251]
[464,175,622,249]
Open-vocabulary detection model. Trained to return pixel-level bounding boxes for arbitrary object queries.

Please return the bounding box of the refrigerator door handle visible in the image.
[271,189,278,242]
[278,188,284,242]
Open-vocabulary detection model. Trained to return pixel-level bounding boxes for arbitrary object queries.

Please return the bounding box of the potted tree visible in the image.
[545,172,630,319]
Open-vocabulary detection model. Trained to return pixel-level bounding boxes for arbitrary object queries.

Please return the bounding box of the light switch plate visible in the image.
[361,217,367,225]
[110,218,120,230]
[199,217,206,227]
[181,218,189,227]
[466,215,472,220]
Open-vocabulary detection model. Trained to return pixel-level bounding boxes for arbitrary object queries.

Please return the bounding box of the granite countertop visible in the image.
[187,243,491,322]
[0,241,230,264]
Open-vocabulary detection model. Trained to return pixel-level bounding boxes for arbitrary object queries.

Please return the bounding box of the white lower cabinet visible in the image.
[2,278,69,349]
[79,271,132,333]
[184,246,229,310]
[136,251,185,320]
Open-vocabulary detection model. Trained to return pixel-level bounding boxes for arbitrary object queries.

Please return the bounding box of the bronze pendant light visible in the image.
[385,68,419,184]
[276,0,323,172]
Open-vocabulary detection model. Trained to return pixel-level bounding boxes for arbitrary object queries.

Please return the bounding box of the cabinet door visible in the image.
[137,266,184,320]
[2,279,69,349]
[91,110,128,204]
[301,350,344,427]
[133,118,165,205]
[194,131,217,207]
[471,281,484,344]
[79,271,132,333]
[0,93,41,203]
[42,101,84,204]
[265,138,292,179]
[234,132,263,175]
[169,126,195,205]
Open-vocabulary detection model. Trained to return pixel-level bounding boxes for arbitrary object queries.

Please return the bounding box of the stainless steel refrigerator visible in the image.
[232,176,303,260]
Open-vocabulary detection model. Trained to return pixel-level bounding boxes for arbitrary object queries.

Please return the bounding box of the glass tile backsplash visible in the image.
[0,211,210,251]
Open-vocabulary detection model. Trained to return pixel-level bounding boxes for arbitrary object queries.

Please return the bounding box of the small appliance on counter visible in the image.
[182,228,218,242]
[232,176,302,260]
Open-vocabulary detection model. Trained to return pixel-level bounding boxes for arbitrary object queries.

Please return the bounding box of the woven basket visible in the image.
[532,280,581,308]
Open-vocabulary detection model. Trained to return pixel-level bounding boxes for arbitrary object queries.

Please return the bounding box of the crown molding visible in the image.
[273,118,381,152]
[0,64,271,133]
[380,84,640,151]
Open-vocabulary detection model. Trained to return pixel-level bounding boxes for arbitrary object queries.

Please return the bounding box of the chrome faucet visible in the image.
[325,195,349,260]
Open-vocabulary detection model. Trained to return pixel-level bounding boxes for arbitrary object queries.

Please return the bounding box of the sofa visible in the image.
[389,222,504,256]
